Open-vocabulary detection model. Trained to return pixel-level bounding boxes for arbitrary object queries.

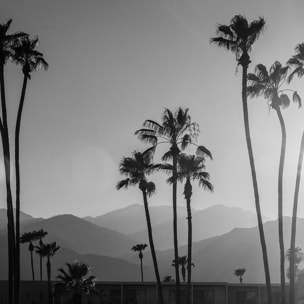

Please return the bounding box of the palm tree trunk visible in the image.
[276,108,286,304]
[47,257,52,304]
[14,73,28,304]
[289,131,304,304]
[240,52,272,304]
[30,250,35,281]
[185,179,192,304]
[142,190,164,304]
[172,152,181,304]
[140,256,144,282]
[0,63,15,304]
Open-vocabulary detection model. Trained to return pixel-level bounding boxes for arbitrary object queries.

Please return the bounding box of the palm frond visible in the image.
[196,145,212,159]
[279,94,290,109]
[146,181,156,197]
[293,91,302,108]
[161,150,172,162]
[116,179,131,190]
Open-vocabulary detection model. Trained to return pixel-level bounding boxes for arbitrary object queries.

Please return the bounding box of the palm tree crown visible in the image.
[131,244,148,258]
[287,43,304,83]
[210,15,265,66]
[247,61,301,110]
[12,35,48,78]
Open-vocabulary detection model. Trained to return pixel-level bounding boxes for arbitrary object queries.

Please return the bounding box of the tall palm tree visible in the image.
[287,43,304,83]
[19,231,38,281]
[11,35,48,293]
[35,241,60,304]
[287,44,304,304]
[135,107,204,304]
[131,244,148,282]
[57,261,95,304]
[0,19,27,304]
[247,61,302,304]
[117,150,164,304]
[289,132,304,304]
[210,15,272,304]
[234,267,246,284]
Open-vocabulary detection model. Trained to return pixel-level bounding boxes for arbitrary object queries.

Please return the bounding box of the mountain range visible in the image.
[0,204,301,284]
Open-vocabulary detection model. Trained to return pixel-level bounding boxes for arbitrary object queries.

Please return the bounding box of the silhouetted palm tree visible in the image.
[57,260,95,304]
[287,43,304,83]
[117,150,164,304]
[234,267,246,284]
[289,132,304,304]
[11,35,48,290]
[286,247,304,280]
[35,241,60,304]
[131,244,148,282]
[135,107,203,304]
[171,256,194,283]
[247,61,302,303]
[287,43,304,304]
[210,15,272,304]
[0,19,27,304]
[161,153,212,304]
[19,231,38,281]
[35,229,48,281]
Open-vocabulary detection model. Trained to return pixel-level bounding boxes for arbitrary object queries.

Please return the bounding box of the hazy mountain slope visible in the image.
[149,217,304,283]
[0,235,154,281]
[0,208,43,233]
[85,204,188,235]
[20,214,136,257]
[130,204,270,249]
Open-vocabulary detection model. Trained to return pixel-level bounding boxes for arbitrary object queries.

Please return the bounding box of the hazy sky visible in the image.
[0,0,304,219]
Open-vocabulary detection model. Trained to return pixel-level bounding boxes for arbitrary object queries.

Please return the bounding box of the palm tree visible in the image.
[131,244,148,282]
[171,256,194,283]
[247,61,302,304]
[117,150,164,304]
[286,247,304,280]
[19,231,38,281]
[234,267,246,284]
[35,241,60,304]
[289,132,304,304]
[57,260,95,304]
[287,43,304,83]
[0,19,27,304]
[11,35,48,292]
[161,153,213,304]
[34,229,48,281]
[210,15,272,304]
[135,107,204,304]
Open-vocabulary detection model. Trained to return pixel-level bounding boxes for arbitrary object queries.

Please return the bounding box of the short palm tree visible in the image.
[286,247,304,280]
[287,43,304,83]
[131,244,148,282]
[11,35,48,289]
[117,150,164,304]
[57,260,95,304]
[19,231,39,281]
[35,229,48,281]
[234,267,246,284]
[135,107,204,304]
[171,256,194,283]
[211,16,272,304]
[35,241,60,304]
[247,61,302,304]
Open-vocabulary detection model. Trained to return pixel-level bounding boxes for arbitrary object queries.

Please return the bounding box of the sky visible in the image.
[0,0,304,219]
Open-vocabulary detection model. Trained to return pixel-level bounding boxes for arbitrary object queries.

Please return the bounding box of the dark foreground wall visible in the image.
[0,281,297,304]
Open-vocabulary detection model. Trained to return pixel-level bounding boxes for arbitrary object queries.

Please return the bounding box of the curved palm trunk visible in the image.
[172,152,181,304]
[289,131,304,304]
[46,256,52,304]
[14,73,28,304]
[0,64,15,304]
[276,108,286,304]
[142,190,164,304]
[240,52,272,304]
[185,179,192,304]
